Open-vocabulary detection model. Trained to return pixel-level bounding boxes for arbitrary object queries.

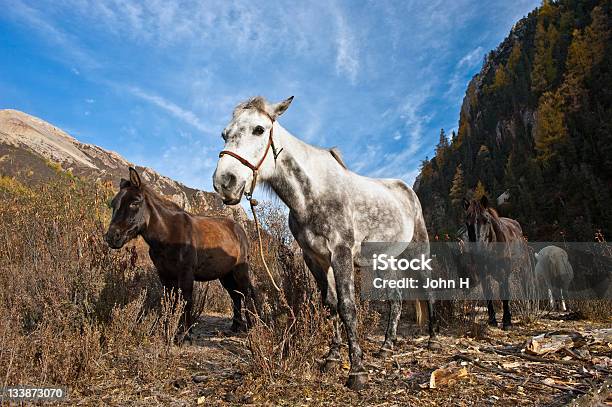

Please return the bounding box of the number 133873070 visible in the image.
[1,386,66,400]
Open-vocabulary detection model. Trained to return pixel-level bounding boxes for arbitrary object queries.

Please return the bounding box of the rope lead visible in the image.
[249,197,282,292]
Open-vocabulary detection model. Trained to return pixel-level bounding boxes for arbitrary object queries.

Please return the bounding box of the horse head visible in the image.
[213,95,293,205]
[104,167,148,249]
[463,195,496,244]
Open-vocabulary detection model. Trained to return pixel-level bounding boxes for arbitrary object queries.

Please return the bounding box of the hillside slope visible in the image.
[0,109,246,221]
[415,0,611,240]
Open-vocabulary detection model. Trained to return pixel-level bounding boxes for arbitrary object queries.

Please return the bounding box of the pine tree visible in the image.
[535,91,568,163]
[449,164,466,206]
[435,129,449,169]
[489,65,510,93]
[474,181,488,200]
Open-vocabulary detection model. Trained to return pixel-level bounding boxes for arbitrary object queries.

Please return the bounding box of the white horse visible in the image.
[213,96,435,390]
[535,246,574,311]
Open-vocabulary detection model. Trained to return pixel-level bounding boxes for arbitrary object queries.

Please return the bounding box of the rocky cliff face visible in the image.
[0,109,247,222]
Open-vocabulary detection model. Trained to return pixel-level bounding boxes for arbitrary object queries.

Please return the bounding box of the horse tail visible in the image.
[382,179,430,325]
[413,208,429,325]
[390,179,430,325]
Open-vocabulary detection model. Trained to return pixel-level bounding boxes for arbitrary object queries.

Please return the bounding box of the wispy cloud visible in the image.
[445,45,485,102]
[127,86,208,133]
[4,0,99,70]
[353,88,432,185]
[457,46,484,69]
[332,7,359,84]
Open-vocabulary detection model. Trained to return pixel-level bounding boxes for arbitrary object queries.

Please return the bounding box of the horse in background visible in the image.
[535,246,574,311]
[463,195,525,329]
[213,96,436,390]
[104,167,254,333]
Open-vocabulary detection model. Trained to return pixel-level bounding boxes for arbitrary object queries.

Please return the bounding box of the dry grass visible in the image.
[1,173,609,405]
[0,175,185,394]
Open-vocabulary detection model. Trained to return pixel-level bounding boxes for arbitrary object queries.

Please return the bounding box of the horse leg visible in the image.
[303,254,342,370]
[501,273,512,330]
[547,287,555,309]
[231,262,256,328]
[485,302,497,327]
[427,299,438,337]
[483,269,498,326]
[485,280,498,327]
[560,289,567,312]
[178,273,195,333]
[220,273,246,332]
[378,295,401,357]
[332,245,367,390]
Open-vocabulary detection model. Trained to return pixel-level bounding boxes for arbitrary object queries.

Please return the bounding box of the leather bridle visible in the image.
[218,111,282,200]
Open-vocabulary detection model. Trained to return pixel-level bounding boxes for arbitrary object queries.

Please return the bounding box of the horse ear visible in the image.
[129,167,142,188]
[480,195,489,208]
[271,96,294,119]
[463,198,470,211]
[120,178,131,188]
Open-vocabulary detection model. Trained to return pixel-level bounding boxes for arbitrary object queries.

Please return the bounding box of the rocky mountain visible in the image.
[0,109,246,222]
[414,0,611,241]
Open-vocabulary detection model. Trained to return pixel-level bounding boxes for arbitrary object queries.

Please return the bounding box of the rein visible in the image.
[218,113,282,292]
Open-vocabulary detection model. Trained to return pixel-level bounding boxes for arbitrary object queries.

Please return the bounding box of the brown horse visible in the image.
[104,167,253,332]
[463,195,525,329]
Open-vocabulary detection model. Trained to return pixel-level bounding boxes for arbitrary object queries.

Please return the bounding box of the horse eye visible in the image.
[129,201,141,209]
[253,125,265,135]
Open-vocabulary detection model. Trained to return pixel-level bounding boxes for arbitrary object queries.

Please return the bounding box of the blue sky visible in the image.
[0,0,539,192]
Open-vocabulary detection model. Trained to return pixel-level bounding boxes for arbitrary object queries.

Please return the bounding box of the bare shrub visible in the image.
[0,176,186,392]
[243,201,331,381]
[511,248,545,325]
[567,299,612,321]
[199,280,232,315]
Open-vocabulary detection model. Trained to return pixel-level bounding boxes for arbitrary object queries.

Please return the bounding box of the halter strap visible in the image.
[218,112,281,199]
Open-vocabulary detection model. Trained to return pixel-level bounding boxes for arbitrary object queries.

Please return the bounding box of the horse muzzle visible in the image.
[214,176,246,206]
[104,227,130,249]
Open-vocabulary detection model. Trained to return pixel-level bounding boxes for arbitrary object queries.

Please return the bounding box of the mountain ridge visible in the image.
[0,108,246,222]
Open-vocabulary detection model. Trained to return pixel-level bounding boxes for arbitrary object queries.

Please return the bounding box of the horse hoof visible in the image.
[374,347,393,359]
[321,358,340,372]
[488,320,498,327]
[346,371,368,390]
[502,323,512,331]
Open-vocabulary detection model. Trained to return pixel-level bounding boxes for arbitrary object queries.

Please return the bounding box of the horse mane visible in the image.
[329,147,347,169]
[233,96,269,117]
[467,200,505,241]
[141,185,184,212]
[487,207,500,220]
[488,208,507,242]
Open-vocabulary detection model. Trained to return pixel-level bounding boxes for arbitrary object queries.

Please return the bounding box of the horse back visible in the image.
[191,216,249,265]
[497,217,523,242]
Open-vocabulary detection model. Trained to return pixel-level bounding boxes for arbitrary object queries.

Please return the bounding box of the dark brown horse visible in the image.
[463,195,525,329]
[104,167,253,332]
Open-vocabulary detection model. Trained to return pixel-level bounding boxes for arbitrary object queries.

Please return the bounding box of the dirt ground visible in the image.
[70,311,611,406]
